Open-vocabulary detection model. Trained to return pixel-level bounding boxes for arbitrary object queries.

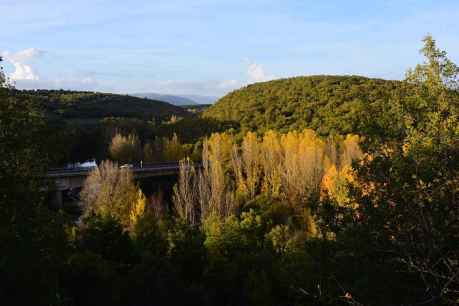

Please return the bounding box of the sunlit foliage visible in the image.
[109,133,142,164]
[174,129,362,233]
[81,160,146,230]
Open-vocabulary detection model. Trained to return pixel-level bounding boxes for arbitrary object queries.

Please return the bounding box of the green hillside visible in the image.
[204,75,412,136]
[19,89,190,123]
[14,90,192,165]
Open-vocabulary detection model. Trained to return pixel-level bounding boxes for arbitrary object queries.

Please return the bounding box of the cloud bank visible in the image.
[1,48,44,81]
[247,62,273,83]
[0,48,275,97]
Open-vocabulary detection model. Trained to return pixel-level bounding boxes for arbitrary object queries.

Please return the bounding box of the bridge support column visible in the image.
[50,190,63,209]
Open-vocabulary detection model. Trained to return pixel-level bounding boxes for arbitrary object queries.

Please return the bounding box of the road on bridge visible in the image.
[46,161,183,178]
[46,161,196,207]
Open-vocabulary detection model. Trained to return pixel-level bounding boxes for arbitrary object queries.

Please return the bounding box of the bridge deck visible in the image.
[46,162,182,178]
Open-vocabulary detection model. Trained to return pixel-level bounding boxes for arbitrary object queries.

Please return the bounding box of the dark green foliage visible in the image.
[309,148,458,304]
[58,203,317,306]
[13,90,232,165]
[152,117,238,144]
[310,36,459,305]
[0,87,67,305]
[20,89,190,121]
[78,215,135,264]
[11,89,194,165]
[63,252,122,306]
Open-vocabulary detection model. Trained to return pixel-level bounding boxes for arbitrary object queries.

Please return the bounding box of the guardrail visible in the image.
[48,162,181,172]
[46,161,201,176]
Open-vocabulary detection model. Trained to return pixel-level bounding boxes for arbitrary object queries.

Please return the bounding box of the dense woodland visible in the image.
[204,75,438,142]
[21,89,190,120]
[1,36,458,306]
[12,89,230,165]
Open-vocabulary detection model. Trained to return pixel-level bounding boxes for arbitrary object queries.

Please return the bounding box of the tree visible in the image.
[163,133,185,161]
[319,35,459,305]
[109,133,141,164]
[174,129,362,233]
[240,132,262,199]
[0,61,65,305]
[129,189,146,232]
[173,158,199,225]
[261,131,283,197]
[81,160,146,231]
[0,56,6,87]
[201,133,236,219]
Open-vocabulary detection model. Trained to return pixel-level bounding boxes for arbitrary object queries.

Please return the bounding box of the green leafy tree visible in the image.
[317,35,459,305]
[0,57,66,305]
[0,56,6,87]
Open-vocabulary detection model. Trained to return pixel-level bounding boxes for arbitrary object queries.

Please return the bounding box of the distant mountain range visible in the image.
[131,93,218,106]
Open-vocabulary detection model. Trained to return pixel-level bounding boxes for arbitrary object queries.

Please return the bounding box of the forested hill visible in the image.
[14,89,193,165]
[18,89,191,122]
[204,75,411,136]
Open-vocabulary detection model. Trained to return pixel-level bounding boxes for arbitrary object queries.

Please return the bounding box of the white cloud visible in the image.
[5,48,45,62]
[10,62,39,81]
[129,61,276,97]
[0,49,276,97]
[246,60,275,83]
[1,49,104,91]
[1,48,44,81]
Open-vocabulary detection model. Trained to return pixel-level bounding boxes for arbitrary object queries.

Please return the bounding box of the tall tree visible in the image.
[0,56,5,87]
[0,57,65,305]
[109,133,142,164]
[321,35,459,305]
[81,160,146,231]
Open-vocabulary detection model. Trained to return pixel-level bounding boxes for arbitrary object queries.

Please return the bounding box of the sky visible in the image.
[1,0,458,97]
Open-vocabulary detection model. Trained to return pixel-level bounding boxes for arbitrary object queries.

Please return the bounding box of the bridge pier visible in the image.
[50,190,63,209]
[45,163,187,208]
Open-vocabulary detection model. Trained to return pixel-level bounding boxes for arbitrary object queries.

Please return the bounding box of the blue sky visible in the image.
[1,0,458,96]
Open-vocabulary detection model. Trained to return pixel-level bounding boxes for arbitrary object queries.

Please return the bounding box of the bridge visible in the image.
[47,162,183,207]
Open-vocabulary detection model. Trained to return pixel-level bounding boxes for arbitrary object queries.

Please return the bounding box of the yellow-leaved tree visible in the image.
[81,160,146,231]
[174,129,362,235]
[261,130,283,197]
[109,133,142,164]
[129,189,146,232]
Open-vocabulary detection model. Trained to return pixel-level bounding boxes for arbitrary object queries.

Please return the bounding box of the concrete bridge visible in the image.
[47,162,183,207]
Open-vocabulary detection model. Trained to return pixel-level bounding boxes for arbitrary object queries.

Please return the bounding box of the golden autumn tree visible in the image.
[202,132,235,219]
[109,133,142,164]
[163,133,185,161]
[321,135,362,205]
[261,130,283,197]
[129,189,146,232]
[81,160,146,231]
[173,158,199,225]
[174,129,363,234]
[280,130,326,205]
[231,131,263,200]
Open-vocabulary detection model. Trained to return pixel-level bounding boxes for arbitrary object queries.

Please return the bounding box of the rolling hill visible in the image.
[15,89,193,165]
[204,75,413,136]
[18,90,191,123]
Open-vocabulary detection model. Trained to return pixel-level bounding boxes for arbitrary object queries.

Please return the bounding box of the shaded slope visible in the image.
[19,90,190,123]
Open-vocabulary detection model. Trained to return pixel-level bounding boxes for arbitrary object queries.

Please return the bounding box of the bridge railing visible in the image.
[47,167,94,174]
[47,161,203,176]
